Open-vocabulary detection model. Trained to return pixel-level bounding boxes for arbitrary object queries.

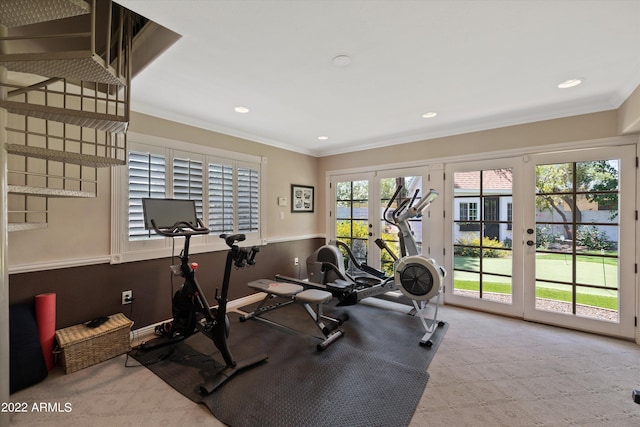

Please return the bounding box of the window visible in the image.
[459,202,478,221]
[112,134,266,263]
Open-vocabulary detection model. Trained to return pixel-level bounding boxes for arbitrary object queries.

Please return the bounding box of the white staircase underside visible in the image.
[5,144,125,168]
[0,0,89,28]
[8,222,48,232]
[8,185,95,199]
[0,100,128,133]
[0,53,127,86]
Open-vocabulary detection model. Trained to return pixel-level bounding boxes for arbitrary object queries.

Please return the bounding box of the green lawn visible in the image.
[453,255,619,310]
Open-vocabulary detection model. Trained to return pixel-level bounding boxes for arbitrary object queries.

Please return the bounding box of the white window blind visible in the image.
[237,165,260,232]
[208,162,234,233]
[173,157,204,219]
[128,150,166,240]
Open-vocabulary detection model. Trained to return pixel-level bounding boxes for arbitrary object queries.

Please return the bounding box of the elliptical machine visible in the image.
[384,185,447,347]
[139,198,268,394]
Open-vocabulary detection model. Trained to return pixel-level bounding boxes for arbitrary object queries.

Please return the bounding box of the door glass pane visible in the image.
[482,249,512,276]
[454,272,481,298]
[379,175,422,275]
[576,286,618,322]
[535,282,573,314]
[534,160,620,322]
[482,273,512,304]
[453,168,513,303]
[535,250,573,283]
[335,180,369,273]
[575,254,618,288]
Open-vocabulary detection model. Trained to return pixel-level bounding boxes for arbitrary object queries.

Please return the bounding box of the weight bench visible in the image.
[240,279,348,351]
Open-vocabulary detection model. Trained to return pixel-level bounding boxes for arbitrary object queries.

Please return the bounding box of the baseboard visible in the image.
[129,292,265,344]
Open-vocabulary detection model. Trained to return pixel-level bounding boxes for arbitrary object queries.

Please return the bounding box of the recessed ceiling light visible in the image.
[558,79,583,89]
[234,106,250,113]
[422,112,437,118]
[332,55,352,67]
[318,136,329,140]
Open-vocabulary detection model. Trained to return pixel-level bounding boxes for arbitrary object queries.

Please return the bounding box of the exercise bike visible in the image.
[139,198,268,394]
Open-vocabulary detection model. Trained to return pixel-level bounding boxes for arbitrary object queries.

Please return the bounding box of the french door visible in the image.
[445,146,635,338]
[332,172,376,272]
[523,146,635,338]
[445,158,524,317]
[330,167,430,276]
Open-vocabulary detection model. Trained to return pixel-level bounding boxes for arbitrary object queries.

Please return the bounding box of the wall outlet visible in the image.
[122,290,133,305]
[294,257,299,266]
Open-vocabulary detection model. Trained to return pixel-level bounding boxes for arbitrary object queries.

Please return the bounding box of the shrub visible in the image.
[575,225,615,250]
[455,236,506,258]
[535,225,559,249]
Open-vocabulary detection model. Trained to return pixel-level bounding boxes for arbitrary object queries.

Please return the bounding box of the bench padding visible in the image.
[248,279,303,296]
[295,289,333,304]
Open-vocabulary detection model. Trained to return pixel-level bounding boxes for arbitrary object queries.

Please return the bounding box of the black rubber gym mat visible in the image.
[130,301,447,427]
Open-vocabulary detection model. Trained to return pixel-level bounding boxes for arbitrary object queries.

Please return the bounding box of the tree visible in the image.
[536,160,618,239]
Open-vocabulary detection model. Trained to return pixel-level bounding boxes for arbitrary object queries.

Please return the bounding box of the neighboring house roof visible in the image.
[454,169,512,191]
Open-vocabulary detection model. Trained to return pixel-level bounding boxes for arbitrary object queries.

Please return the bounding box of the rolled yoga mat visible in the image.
[35,293,56,370]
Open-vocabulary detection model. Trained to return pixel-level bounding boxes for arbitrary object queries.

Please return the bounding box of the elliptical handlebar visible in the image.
[151,218,210,237]
[382,185,439,226]
[383,185,403,225]
[392,197,413,223]
[334,240,363,269]
[413,189,439,214]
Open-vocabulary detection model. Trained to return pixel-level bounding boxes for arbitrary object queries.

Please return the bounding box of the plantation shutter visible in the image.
[128,150,166,239]
[237,164,260,232]
[208,162,234,233]
[173,157,204,219]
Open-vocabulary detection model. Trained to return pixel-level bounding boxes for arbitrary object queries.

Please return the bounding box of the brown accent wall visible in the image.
[9,238,324,330]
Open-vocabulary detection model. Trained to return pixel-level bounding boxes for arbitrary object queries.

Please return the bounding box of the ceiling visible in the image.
[116,0,640,157]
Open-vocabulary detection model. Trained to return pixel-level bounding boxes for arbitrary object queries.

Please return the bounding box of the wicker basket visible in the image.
[55,313,132,374]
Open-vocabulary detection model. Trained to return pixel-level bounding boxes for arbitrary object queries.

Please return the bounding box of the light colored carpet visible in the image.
[9,302,640,426]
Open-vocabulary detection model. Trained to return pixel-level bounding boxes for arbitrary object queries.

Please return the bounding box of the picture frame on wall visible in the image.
[291,184,314,212]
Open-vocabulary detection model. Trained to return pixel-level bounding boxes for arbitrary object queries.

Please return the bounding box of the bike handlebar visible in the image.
[219,234,260,268]
[151,218,210,237]
[220,233,245,248]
